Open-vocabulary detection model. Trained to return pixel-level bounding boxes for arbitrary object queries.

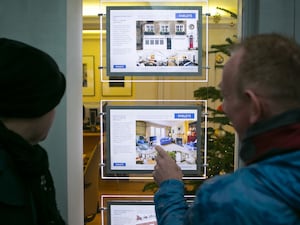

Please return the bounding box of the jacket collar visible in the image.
[240,109,300,165]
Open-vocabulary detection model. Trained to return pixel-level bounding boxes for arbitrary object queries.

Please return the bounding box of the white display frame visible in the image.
[99,1,210,83]
[100,194,196,225]
[99,99,208,180]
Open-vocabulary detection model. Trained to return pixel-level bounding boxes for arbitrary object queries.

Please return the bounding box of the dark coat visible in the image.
[0,148,35,224]
[0,146,66,225]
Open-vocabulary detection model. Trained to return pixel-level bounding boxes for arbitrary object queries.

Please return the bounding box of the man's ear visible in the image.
[244,89,263,124]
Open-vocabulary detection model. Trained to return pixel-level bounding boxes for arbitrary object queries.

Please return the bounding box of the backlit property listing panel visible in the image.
[106,6,202,76]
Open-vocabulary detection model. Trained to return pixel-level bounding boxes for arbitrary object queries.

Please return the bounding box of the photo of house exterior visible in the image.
[136,20,199,67]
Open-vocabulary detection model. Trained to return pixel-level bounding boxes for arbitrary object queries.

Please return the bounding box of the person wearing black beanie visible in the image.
[0,38,66,225]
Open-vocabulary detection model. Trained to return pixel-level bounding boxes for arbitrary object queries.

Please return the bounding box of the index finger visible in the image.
[155,145,168,158]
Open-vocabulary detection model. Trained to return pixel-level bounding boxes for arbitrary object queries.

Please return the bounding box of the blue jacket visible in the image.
[155,110,300,225]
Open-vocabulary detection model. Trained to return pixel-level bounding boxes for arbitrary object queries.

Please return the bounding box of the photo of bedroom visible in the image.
[135,120,198,167]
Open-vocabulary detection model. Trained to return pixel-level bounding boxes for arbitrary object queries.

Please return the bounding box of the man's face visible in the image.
[220,50,252,140]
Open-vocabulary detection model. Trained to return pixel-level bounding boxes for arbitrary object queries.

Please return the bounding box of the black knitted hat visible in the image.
[0,38,66,118]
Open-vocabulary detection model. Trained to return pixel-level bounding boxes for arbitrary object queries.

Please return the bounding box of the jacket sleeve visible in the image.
[154,179,189,225]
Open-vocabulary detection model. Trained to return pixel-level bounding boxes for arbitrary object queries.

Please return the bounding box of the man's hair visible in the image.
[234,33,300,110]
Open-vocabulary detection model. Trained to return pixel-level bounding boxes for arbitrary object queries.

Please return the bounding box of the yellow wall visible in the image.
[82,31,136,103]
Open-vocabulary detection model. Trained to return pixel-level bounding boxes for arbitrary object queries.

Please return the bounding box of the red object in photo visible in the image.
[189,35,193,49]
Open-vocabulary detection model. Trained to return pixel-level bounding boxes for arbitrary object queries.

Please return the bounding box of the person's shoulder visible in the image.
[189,164,300,224]
[202,170,243,187]
[195,167,260,204]
[194,163,288,206]
[0,148,27,206]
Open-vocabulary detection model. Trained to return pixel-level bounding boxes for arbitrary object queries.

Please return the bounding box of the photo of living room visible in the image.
[135,120,198,167]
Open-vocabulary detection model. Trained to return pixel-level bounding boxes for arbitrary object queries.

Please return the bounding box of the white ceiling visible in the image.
[82,0,238,16]
[82,0,238,30]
